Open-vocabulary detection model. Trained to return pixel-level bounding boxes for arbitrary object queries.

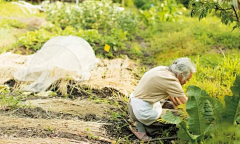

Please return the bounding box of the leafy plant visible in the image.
[44,0,138,34]
[103,28,128,52]
[134,0,152,10]
[162,76,240,143]
[16,29,53,51]
[139,0,183,26]
[190,0,240,30]
[0,85,20,109]
[16,26,102,51]
[0,18,27,28]
[16,24,131,58]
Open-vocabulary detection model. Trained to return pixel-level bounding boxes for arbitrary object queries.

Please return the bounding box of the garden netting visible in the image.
[14,36,98,92]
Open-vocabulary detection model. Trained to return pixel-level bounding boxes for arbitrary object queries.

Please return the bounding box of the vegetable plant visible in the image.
[162,76,240,143]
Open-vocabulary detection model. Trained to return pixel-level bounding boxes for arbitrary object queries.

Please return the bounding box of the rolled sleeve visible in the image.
[166,79,186,98]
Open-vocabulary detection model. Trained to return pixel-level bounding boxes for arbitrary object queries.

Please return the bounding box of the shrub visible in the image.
[15,25,131,58]
[139,0,183,26]
[134,0,150,9]
[16,26,103,51]
[44,0,138,34]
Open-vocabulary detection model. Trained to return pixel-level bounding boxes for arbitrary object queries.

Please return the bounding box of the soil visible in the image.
[0,83,177,143]
[0,126,109,144]
[0,77,178,144]
[0,94,137,143]
[1,99,116,121]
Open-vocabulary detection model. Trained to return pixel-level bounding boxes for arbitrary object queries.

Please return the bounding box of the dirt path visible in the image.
[0,93,136,144]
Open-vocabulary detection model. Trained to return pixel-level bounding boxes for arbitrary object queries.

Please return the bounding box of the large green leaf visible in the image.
[224,76,240,125]
[161,110,181,124]
[162,111,199,141]
[177,121,199,141]
[203,99,214,123]
[186,85,212,135]
[205,97,224,124]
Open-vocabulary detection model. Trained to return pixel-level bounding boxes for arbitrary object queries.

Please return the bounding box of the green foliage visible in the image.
[162,76,240,143]
[44,0,138,34]
[133,0,152,9]
[17,29,53,51]
[103,28,128,53]
[189,0,240,30]
[184,54,240,101]
[139,0,183,26]
[0,85,20,109]
[224,76,240,125]
[176,0,189,8]
[16,27,102,51]
[139,16,240,66]
[0,18,27,28]
[186,86,212,135]
[16,25,130,57]
[161,110,181,124]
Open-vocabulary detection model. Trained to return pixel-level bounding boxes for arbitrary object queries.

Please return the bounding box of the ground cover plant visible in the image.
[162,76,240,143]
[0,0,240,143]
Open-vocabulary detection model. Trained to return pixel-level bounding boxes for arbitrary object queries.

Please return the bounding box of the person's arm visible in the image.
[169,96,188,106]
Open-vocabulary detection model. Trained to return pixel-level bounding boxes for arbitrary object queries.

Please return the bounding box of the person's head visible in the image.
[169,57,196,85]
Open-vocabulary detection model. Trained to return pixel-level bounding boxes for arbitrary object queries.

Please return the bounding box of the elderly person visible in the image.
[128,57,196,141]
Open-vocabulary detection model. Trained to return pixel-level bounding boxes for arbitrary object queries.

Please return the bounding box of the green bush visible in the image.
[44,0,138,34]
[104,28,128,51]
[17,29,53,51]
[134,0,150,9]
[16,26,103,51]
[139,0,183,26]
[15,25,131,58]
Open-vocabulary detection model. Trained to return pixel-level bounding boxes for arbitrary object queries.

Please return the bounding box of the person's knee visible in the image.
[162,100,175,109]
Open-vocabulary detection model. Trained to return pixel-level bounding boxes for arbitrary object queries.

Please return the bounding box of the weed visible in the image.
[86,128,100,140]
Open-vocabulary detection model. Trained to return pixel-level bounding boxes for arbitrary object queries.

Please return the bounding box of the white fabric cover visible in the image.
[14,36,98,92]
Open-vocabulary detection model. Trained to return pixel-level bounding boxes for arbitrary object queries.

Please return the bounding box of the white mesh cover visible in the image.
[14,36,98,92]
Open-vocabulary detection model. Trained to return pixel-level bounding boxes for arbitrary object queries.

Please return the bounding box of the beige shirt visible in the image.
[133,66,186,104]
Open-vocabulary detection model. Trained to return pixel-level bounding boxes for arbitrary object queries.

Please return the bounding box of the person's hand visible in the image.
[169,96,187,106]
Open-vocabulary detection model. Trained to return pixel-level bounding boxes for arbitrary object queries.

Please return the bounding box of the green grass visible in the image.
[182,52,240,102]
[133,16,239,67]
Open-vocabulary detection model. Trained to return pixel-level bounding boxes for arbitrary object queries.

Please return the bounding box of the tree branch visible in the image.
[232,5,239,22]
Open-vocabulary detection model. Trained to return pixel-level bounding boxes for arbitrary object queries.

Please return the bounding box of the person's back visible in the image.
[133,66,185,104]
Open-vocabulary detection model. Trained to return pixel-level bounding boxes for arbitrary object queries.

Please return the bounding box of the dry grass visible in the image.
[0,137,92,144]
[0,52,30,84]
[0,53,138,96]
[0,115,108,139]
[80,57,138,95]
[23,99,115,118]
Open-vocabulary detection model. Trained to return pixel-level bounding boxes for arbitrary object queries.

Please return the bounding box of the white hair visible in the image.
[169,57,196,80]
